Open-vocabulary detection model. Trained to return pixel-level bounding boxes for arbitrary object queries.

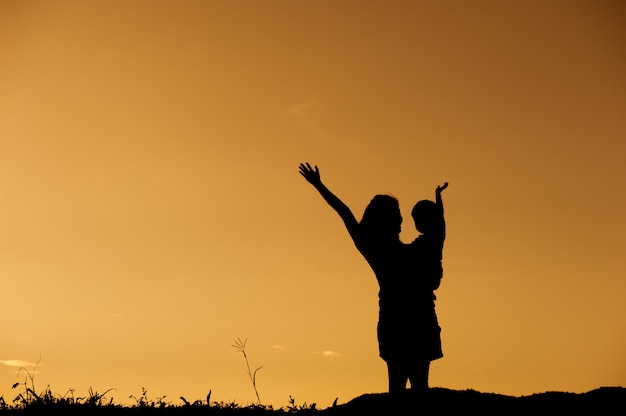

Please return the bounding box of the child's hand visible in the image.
[299,162,322,185]
[436,182,448,194]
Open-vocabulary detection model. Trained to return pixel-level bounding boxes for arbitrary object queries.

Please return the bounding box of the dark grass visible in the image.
[1,387,625,415]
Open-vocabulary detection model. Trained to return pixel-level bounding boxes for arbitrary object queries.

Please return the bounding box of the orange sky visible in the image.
[1,0,625,409]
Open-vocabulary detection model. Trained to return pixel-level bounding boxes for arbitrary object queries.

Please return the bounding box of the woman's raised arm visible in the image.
[299,162,360,240]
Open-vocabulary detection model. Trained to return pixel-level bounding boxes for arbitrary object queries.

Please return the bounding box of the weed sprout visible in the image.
[232,337,263,405]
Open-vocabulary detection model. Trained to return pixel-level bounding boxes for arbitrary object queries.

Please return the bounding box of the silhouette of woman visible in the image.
[299,162,418,394]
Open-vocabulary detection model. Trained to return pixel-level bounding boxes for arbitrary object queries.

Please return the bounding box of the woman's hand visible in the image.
[299,162,322,186]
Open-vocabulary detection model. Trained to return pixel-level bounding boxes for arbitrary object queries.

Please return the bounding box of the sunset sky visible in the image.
[1,0,625,409]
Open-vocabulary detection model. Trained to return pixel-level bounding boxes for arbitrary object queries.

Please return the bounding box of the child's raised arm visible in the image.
[435,182,448,212]
[299,162,360,241]
[435,182,448,242]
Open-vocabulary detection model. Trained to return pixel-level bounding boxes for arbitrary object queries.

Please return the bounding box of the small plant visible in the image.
[79,387,116,406]
[287,395,318,413]
[232,337,263,405]
[129,386,169,408]
[180,395,205,407]
[11,356,42,407]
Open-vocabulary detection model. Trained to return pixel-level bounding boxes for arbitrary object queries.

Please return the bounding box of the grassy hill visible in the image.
[2,387,624,415]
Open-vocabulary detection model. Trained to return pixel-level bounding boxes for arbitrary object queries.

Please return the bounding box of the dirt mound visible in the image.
[326,387,626,415]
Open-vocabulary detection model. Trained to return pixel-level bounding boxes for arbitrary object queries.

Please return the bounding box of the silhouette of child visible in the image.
[411,182,448,292]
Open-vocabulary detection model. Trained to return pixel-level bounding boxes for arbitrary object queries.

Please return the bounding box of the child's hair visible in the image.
[411,199,437,234]
[360,194,402,239]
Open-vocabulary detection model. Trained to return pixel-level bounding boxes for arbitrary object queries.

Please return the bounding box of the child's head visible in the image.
[411,199,437,234]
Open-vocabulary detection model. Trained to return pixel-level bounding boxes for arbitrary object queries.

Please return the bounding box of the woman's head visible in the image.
[360,194,402,239]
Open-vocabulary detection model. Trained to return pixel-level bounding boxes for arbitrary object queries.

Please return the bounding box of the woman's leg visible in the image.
[387,361,409,394]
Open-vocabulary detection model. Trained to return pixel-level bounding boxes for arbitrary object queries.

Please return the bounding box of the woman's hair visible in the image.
[360,194,402,239]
